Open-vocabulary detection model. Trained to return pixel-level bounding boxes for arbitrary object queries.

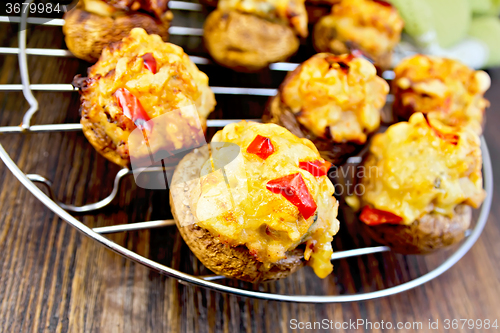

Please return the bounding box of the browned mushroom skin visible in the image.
[203,9,300,72]
[63,7,171,62]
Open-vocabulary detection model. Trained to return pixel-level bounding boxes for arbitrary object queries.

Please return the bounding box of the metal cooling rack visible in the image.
[0,0,493,303]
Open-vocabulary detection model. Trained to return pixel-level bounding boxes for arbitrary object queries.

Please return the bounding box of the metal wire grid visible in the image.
[0,0,494,302]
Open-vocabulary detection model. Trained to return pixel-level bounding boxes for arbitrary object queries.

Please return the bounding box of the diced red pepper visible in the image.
[114,88,152,132]
[424,115,459,145]
[299,160,332,177]
[141,53,157,74]
[266,173,317,220]
[359,206,403,226]
[247,135,275,160]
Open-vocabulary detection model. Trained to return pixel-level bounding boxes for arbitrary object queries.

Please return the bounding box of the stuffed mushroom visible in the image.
[203,0,308,71]
[63,0,172,62]
[392,55,491,135]
[74,28,216,167]
[197,0,336,23]
[264,53,389,165]
[313,0,404,69]
[169,121,340,282]
[355,112,486,254]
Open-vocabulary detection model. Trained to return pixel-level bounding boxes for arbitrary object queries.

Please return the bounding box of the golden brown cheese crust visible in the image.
[313,0,403,69]
[170,146,304,282]
[63,6,171,62]
[203,10,300,71]
[360,113,485,225]
[393,55,491,135]
[363,204,471,254]
[272,53,388,147]
[217,0,308,37]
[78,28,216,166]
[170,122,340,279]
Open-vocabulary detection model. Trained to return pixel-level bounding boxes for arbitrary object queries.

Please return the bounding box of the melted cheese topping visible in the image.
[361,113,485,225]
[280,53,389,144]
[218,0,308,37]
[318,0,404,61]
[189,121,340,278]
[81,28,216,162]
[394,55,490,135]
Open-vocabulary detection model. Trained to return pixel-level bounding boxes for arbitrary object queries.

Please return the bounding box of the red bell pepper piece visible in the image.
[299,160,332,177]
[266,173,317,220]
[141,53,157,74]
[247,135,275,160]
[359,206,403,226]
[114,88,152,132]
[424,115,459,145]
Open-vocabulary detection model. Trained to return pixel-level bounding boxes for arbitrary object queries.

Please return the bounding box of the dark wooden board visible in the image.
[0,10,500,333]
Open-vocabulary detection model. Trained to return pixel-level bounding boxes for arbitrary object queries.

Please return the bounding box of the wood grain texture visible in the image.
[0,10,500,333]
